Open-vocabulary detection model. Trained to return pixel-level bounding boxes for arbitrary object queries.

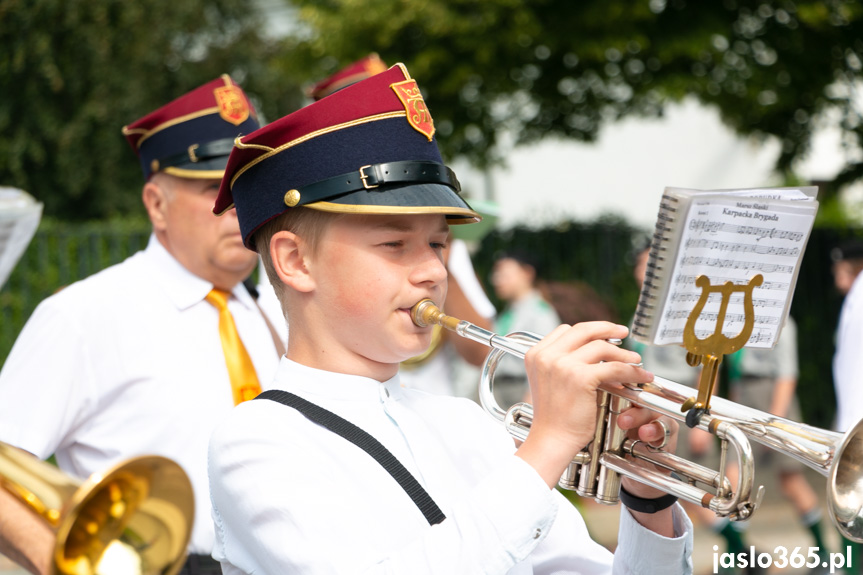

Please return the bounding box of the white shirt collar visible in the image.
[275,358,404,403]
[143,234,256,311]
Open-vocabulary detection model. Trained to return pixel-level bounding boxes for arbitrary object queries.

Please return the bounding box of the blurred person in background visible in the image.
[831,239,863,296]
[0,76,285,575]
[832,238,863,573]
[489,249,560,409]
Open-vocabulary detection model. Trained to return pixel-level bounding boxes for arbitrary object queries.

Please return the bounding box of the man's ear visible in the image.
[142,180,169,232]
[271,231,315,292]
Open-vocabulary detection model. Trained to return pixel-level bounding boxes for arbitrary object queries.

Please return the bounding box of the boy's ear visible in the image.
[270,231,315,292]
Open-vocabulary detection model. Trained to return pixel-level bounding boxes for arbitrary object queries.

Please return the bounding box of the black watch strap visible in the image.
[618,485,678,514]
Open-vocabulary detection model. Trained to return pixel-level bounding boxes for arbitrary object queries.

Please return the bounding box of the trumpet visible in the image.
[410,299,863,542]
[0,441,194,574]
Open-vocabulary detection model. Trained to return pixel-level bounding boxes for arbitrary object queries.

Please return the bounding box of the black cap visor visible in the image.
[305,182,481,224]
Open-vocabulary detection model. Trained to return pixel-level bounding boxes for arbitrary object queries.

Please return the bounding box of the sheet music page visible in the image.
[0,188,43,290]
[653,193,816,349]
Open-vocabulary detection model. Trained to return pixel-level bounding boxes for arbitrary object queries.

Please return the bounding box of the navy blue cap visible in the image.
[215,64,480,249]
[122,75,260,180]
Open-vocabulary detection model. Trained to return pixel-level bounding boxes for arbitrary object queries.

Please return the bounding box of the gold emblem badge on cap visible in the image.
[214,84,251,126]
[391,79,435,142]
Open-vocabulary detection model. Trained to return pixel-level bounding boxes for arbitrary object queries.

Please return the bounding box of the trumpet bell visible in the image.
[0,442,193,575]
[830,417,863,542]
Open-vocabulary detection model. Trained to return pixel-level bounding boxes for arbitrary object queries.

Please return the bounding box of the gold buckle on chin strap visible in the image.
[359,165,379,189]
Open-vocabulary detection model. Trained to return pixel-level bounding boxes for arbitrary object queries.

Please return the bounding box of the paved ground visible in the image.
[0,466,852,574]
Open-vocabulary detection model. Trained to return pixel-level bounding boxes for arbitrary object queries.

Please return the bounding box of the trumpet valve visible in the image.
[559,456,586,491]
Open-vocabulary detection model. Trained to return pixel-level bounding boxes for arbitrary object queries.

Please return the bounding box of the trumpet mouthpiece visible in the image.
[411,299,463,332]
[410,299,439,327]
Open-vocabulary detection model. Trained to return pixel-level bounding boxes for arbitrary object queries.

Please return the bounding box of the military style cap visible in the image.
[214,63,481,249]
[307,53,388,101]
[122,75,260,180]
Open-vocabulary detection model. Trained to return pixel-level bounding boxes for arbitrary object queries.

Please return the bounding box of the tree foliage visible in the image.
[0,0,304,219]
[283,0,863,203]
[6,1,863,219]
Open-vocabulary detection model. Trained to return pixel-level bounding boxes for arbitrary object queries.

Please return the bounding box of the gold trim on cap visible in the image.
[306,201,481,222]
[162,166,226,179]
[150,159,160,173]
[125,107,223,148]
[284,189,301,207]
[234,134,273,152]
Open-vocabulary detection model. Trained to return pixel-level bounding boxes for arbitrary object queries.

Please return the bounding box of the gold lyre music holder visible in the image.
[680,273,764,427]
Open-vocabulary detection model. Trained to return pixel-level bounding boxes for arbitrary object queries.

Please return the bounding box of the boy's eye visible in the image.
[430,241,447,250]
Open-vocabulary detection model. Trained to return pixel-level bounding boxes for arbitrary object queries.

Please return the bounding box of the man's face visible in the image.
[149,175,257,288]
[300,213,450,375]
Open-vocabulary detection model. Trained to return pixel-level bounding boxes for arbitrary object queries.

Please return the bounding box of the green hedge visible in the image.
[0,217,152,361]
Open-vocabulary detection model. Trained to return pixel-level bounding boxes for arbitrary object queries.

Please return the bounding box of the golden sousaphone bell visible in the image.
[0,442,194,575]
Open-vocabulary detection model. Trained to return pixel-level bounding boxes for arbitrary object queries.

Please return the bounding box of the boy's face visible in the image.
[304,212,450,374]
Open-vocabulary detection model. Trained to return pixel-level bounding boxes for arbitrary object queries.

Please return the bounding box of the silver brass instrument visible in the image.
[0,442,194,574]
[411,299,863,542]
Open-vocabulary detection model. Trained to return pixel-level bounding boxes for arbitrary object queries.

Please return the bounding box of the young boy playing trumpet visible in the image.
[207,63,693,574]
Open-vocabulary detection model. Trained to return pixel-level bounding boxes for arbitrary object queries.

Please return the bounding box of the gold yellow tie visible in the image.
[205,288,262,404]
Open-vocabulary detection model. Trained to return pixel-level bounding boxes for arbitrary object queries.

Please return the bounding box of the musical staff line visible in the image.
[680,256,795,275]
[687,219,806,242]
[684,238,800,257]
[673,274,789,291]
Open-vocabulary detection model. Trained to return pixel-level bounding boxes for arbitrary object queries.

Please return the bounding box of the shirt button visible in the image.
[533,528,542,539]
[379,385,390,401]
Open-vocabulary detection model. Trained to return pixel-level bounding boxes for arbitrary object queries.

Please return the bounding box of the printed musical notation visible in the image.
[687,219,806,242]
[680,256,795,275]
[673,273,790,291]
[647,188,818,349]
[669,291,785,309]
[684,238,800,257]
[662,309,780,325]
[659,326,776,346]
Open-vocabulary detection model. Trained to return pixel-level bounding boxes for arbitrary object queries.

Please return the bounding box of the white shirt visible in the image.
[209,359,693,574]
[834,272,863,431]
[0,235,284,553]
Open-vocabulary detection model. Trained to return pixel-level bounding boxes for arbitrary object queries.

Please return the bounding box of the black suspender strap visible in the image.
[256,389,447,526]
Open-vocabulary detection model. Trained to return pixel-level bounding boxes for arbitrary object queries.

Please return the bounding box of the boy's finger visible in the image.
[531,321,630,355]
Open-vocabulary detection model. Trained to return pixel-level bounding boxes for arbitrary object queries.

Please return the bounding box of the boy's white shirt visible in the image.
[209,359,693,574]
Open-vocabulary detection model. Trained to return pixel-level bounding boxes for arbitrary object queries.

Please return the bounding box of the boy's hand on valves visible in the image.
[617,407,680,499]
[516,321,654,488]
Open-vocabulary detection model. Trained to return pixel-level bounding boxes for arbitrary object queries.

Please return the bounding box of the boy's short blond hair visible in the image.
[252,207,344,316]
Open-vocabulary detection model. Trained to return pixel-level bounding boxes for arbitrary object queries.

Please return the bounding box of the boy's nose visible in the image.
[412,248,448,285]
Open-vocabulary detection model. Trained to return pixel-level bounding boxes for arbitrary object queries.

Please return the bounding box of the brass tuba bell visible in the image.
[0,441,194,574]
